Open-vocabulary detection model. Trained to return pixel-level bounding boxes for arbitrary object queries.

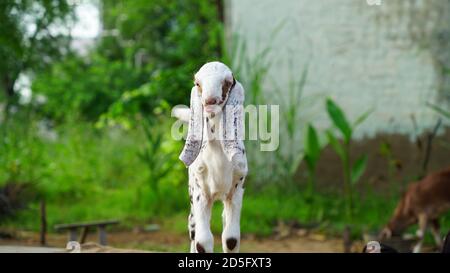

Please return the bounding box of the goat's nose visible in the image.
[205,97,218,106]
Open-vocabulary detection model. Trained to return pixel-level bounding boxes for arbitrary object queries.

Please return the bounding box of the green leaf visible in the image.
[353,108,374,129]
[351,155,368,185]
[289,152,304,177]
[326,130,345,161]
[427,103,450,120]
[326,98,352,143]
[303,124,320,170]
[304,155,314,171]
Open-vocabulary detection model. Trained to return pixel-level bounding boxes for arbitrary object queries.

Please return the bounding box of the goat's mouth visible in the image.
[204,104,223,117]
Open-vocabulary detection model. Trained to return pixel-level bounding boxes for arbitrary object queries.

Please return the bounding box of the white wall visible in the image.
[226,0,450,140]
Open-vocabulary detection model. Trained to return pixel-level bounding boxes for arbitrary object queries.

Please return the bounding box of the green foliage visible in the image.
[427,103,450,120]
[224,33,273,105]
[2,0,431,247]
[233,39,310,186]
[325,98,371,222]
[0,0,74,105]
[0,113,187,229]
[326,99,352,142]
[379,141,400,189]
[32,0,222,122]
[97,0,221,119]
[351,155,368,185]
[427,103,450,151]
[32,54,148,122]
[303,123,322,195]
[304,124,321,171]
[138,113,186,206]
[1,0,221,234]
[0,115,48,186]
[325,129,345,160]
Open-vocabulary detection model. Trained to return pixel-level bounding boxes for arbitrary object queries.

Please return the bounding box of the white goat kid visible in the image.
[174,62,247,253]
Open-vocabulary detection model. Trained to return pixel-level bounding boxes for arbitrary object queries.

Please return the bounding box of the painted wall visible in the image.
[226,0,450,140]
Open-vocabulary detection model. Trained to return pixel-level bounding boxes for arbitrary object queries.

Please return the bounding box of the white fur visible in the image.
[178,62,247,253]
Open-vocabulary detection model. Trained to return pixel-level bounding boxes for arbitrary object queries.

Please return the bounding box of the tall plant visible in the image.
[224,23,324,188]
[427,103,450,151]
[428,103,450,120]
[325,98,371,221]
[303,123,322,197]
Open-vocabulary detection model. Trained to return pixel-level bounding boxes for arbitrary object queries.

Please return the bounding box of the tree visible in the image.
[97,0,222,106]
[0,0,73,108]
[32,0,223,123]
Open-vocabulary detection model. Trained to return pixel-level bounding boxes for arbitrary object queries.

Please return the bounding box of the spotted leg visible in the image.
[188,183,196,253]
[192,190,213,252]
[222,176,245,253]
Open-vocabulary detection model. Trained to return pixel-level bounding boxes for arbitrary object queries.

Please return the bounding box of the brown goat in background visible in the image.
[379,166,450,253]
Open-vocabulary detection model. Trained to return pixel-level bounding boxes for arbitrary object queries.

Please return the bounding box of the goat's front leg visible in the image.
[192,177,213,252]
[222,177,245,253]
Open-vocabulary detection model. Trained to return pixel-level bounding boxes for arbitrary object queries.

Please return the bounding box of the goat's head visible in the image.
[379,191,416,240]
[379,215,410,240]
[179,61,244,167]
[379,215,414,240]
[194,62,235,119]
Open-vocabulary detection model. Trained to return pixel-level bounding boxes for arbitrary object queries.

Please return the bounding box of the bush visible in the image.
[0,112,188,229]
[32,0,222,123]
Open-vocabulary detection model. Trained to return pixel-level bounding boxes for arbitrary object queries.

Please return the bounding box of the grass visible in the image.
[0,114,188,230]
[9,182,449,241]
[4,176,450,245]
[2,115,450,247]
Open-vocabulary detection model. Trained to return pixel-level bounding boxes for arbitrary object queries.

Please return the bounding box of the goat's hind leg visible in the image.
[188,184,196,252]
[431,219,443,251]
[413,213,428,253]
[188,208,196,253]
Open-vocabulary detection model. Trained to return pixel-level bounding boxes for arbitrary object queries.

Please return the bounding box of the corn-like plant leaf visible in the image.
[326,98,352,143]
[353,108,374,129]
[351,154,368,185]
[304,124,320,170]
[326,130,345,161]
[289,152,304,177]
[304,155,314,172]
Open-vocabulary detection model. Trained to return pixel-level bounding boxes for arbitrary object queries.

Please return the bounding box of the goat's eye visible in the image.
[195,82,202,93]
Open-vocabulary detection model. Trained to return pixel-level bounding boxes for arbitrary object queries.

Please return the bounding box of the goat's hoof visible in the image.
[226,238,238,251]
[196,242,206,253]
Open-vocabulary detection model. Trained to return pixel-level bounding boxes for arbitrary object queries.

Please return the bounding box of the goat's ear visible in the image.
[221,81,246,170]
[179,87,203,167]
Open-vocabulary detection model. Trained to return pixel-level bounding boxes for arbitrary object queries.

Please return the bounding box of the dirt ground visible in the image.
[0,230,360,253]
